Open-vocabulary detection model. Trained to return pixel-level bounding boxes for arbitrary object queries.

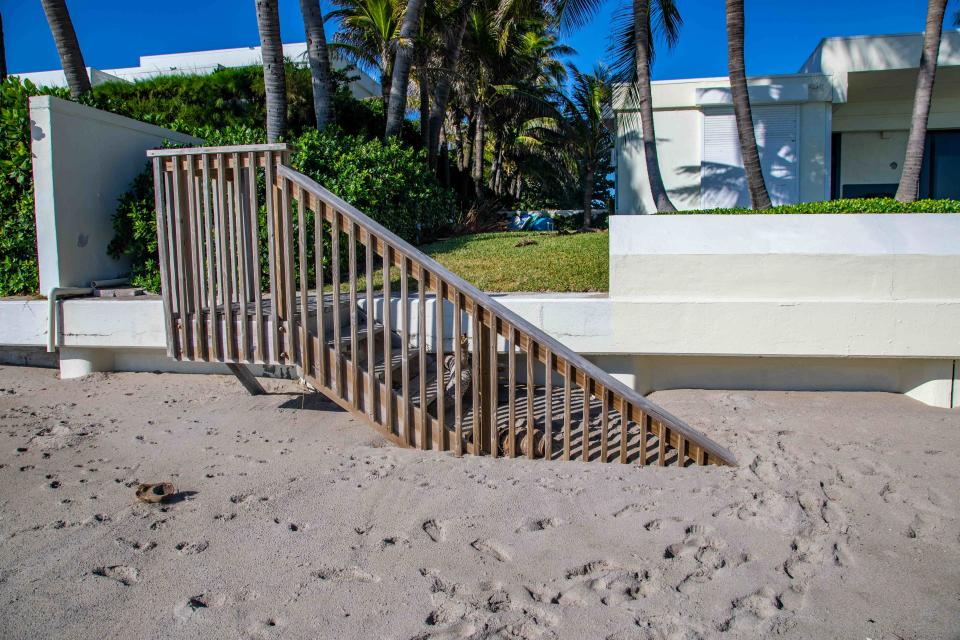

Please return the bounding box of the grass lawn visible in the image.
[420,231,608,292]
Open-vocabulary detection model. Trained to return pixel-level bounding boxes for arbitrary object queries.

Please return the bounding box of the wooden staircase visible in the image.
[148,144,736,467]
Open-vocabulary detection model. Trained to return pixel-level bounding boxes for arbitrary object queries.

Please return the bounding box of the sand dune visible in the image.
[0,365,957,639]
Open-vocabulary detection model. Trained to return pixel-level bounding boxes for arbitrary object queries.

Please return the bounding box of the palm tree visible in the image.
[385,0,428,138]
[896,0,948,202]
[611,0,681,212]
[40,0,90,98]
[0,11,7,82]
[255,0,287,142]
[329,0,402,105]
[300,0,334,130]
[564,65,613,228]
[428,1,471,166]
[725,0,769,209]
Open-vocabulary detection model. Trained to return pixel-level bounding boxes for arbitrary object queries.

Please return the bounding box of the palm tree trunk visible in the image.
[726,0,770,209]
[582,167,594,229]
[428,4,470,167]
[380,45,393,105]
[385,0,426,138]
[896,0,947,202]
[0,12,7,82]
[256,0,287,143]
[40,0,90,98]
[633,0,675,212]
[299,0,333,130]
[472,103,485,205]
[418,58,431,151]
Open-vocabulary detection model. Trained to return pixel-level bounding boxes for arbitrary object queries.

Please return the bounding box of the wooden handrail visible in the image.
[151,144,736,467]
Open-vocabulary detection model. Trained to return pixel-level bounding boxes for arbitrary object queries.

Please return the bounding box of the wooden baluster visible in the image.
[331,209,342,393]
[186,156,205,360]
[417,267,428,450]
[152,158,176,358]
[677,436,687,467]
[453,290,463,457]
[382,245,393,433]
[507,325,516,458]
[201,155,219,361]
[400,257,411,445]
[544,349,553,461]
[526,340,535,460]
[170,161,192,360]
[281,179,297,366]
[435,281,446,451]
[215,154,234,361]
[600,387,609,463]
[563,361,572,461]
[233,152,250,362]
[348,221,358,403]
[225,157,240,360]
[263,152,279,364]
[487,314,498,457]
[247,151,265,364]
[470,306,481,456]
[619,397,628,464]
[696,446,706,466]
[365,234,376,421]
[582,378,591,462]
[314,197,326,383]
[640,411,650,466]
[658,421,668,467]
[297,185,310,374]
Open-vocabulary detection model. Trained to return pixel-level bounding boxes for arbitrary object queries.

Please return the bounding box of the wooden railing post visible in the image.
[477,316,494,455]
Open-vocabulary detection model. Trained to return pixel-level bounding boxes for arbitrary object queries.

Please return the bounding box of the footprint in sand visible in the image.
[312,566,380,583]
[92,565,140,586]
[423,519,446,542]
[515,517,563,533]
[470,539,511,563]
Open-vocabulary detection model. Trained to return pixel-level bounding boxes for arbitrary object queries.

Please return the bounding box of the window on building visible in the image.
[919,129,960,200]
[700,105,799,209]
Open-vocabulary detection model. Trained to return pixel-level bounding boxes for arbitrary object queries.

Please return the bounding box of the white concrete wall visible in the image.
[615,75,832,214]
[14,44,380,100]
[30,96,201,292]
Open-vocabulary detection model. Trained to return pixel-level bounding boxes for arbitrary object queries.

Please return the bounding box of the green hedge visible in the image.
[108,126,455,293]
[683,198,960,215]
[0,78,69,296]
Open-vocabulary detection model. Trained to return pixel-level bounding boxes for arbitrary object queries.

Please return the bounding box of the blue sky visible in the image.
[4,0,939,80]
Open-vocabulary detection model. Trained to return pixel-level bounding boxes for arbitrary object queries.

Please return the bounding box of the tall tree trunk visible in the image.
[472,103,485,206]
[380,47,393,105]
[40,0,90,98]
[0,12,7,82]
[726,0,770,209]
[385,0,426,138]
[299,0,333,130]
[582,167,594,229]
[418,57,431,151]
[428,4,470,166]
[489,137,503,191]
[896,0,947,202]
[633,0,675,212]
[256,0,287,142]
[461,104,475,171]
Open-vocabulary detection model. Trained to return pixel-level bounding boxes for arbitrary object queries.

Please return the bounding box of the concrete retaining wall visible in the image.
[30,96,201,292]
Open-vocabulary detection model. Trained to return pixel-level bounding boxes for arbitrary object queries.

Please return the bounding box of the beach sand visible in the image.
[0,365,957,639]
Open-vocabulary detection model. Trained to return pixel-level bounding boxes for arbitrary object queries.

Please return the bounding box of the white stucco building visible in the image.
[13,43,380,100]
[614,31,960,213]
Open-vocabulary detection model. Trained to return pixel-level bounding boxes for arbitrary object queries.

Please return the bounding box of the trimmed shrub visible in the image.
[292,128,455,243]
[0,77,69,296]
[681,197,960,215]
